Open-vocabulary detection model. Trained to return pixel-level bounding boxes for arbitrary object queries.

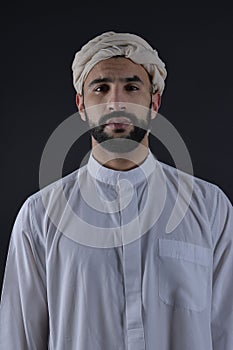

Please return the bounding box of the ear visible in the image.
[151,92,161,119]
[76,94,86,121]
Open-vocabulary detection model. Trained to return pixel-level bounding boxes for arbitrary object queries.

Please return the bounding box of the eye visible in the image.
[125,84,139,91]
[94,84,109,92]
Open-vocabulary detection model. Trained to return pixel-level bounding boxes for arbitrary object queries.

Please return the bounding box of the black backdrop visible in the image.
[1,3,233,293]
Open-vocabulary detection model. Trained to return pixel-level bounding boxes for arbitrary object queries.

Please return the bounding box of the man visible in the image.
[0,31,232,350]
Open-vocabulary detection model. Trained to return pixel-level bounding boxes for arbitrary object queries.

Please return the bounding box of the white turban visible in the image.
[72,31,167,95]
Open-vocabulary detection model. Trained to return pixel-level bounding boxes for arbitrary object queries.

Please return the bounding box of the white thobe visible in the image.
[0,150,233,349]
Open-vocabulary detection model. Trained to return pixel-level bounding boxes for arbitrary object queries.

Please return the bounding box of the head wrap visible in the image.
[72,31,167,95]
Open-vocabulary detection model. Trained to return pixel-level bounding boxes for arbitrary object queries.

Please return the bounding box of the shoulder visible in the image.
[14,165,88,236]
[157,160,232,239]
[28,164,87,204]
[157,159,231,203]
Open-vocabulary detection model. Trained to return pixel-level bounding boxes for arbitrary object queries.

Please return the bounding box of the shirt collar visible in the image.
[87,149,157,186]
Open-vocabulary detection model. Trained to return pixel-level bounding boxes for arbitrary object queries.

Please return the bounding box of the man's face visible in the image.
[77,57,160,152]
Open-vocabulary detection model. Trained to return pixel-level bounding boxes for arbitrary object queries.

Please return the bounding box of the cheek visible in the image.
[127,101,151,118]
[85,105,107,121]
[137,93,152,106]
[84,106,108,127]
[84,91,108,105]
[83,94,105,116]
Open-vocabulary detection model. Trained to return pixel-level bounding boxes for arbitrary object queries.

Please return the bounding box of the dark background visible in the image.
[1,3,233,293]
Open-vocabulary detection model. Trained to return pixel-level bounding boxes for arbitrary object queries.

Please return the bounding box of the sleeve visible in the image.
[0,198,49,349]
[211,187,233,349]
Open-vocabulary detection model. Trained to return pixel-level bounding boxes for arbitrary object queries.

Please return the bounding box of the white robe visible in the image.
[1,150,233,349]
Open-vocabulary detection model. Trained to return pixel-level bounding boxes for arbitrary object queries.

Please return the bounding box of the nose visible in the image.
[108,102,126,112]
[107,87,126,112]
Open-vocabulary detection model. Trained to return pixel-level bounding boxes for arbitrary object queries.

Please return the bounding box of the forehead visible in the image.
[84,57,150,87]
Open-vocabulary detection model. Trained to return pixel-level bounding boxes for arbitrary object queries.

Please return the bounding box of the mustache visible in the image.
[98,111,138,126]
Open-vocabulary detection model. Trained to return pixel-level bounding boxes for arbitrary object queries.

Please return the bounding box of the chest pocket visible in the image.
[158,239,212,312]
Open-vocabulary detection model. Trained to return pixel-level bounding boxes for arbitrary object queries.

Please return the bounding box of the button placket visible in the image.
[118,175,145,350]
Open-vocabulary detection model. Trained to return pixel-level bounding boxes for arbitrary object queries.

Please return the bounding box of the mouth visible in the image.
[106,117,132,125]
[105,117,133,130]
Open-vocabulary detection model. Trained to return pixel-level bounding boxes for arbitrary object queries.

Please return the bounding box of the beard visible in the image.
[84,107,152,153]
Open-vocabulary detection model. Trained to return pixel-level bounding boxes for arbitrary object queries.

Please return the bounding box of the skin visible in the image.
[76,57,161,170]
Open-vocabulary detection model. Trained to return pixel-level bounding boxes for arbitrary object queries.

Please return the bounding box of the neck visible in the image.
[91,136,149,171]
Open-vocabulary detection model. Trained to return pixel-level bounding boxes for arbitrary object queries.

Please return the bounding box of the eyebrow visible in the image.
[88,75,144,87]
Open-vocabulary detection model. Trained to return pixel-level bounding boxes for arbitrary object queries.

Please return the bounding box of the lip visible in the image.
[106,117,132,125]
